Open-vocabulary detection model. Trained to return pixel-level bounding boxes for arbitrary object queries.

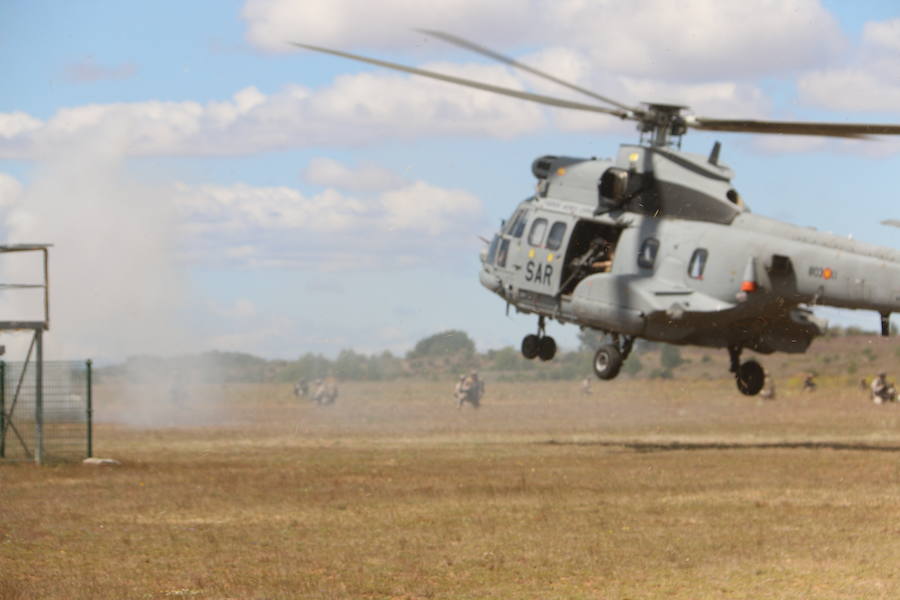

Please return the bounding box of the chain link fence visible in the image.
[0,360,92,463]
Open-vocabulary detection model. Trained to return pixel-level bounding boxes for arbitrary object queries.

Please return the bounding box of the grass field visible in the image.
[3,378,900,599]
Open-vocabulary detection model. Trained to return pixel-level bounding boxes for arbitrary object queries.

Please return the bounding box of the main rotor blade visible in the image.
[291,42,631,119]
[417,29,638,114]
[688,116,900,139]
[882,219,900,228]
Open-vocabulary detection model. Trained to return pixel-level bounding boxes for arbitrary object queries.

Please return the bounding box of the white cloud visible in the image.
[0,112,42,139]
[0,173,23,208]
[242,0,530,53]
[798,17,900,114]
[621,79,770,119]
[799,68,900,113]
[303,157,407,192]
[380,181,481,235]
[863,18,900,53]
[0,63,544,159]
[172,161,485,270]
[245,0,843,80]
[0,157,485,359]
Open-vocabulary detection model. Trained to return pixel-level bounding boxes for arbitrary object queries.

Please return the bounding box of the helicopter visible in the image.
[293,31,900,395]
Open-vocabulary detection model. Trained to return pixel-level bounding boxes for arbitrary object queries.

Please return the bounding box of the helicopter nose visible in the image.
[479,269,502,293]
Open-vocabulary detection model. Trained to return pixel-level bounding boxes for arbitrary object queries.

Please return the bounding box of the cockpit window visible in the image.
[510,210,527,238]
[486,235,500,265]
[546,222,566,251]
[505,209,528,238]
[688,248,708,279]
[637,238,659,269]
[528,218,548,246]
[496,239,510,267]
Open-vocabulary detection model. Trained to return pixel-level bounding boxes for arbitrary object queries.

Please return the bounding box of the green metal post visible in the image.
[0,360,5,459]
[86,359,93,458]
[35,328,43,465]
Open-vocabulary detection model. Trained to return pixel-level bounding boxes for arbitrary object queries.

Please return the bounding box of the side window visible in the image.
[688,248,708,279]
[528,218,548,246]
[637,238,659,269]
[496,239,510,267]
[546,222,566,251]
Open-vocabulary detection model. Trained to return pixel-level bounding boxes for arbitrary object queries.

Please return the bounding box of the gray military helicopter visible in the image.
[293,32,900,395]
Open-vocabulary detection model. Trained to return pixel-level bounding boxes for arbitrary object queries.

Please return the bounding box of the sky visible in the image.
[1,0,899,361]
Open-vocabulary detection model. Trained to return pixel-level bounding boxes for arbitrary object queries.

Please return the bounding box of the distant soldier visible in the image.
[311,377,338,406]
[293,379,309,398]
[760,370,776,400]
[870,372,897,404]
[802,372,817,392]
[455,371,484,409]
[860,378,869,392]
[581,376,592,395]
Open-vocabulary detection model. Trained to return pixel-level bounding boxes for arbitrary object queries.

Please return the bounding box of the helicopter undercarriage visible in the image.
[514,298,819,396]
[728,345,765,396]
[591,333,635,380]
[520,315,557,361]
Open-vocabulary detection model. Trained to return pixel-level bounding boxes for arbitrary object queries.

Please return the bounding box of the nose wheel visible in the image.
[521,317,557,361]
[728,345,765,396]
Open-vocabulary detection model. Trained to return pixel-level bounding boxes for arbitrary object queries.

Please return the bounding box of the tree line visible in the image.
[101,325,890,384]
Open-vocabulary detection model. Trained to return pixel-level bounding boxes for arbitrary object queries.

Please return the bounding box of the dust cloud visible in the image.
[0,139,228,427]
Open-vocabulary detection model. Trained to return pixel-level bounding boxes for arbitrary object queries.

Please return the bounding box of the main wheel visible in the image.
[736,359,765,396]
[593,344,623,380]
[521,334,540,359]
[538,336,557,361]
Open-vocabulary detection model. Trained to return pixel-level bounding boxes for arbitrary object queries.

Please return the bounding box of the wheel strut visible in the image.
[727,345,742,374]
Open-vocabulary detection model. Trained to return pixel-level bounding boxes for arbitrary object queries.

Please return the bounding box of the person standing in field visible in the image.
[581,376,592,395]
[455,371,484,409]
[760,370,776,400]
[870,372,897,404]
[802,372,817,392]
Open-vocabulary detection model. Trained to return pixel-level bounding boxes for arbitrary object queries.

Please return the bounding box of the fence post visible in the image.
[34,328,43,465]
[0,360,5,459]
[86,359,93,458]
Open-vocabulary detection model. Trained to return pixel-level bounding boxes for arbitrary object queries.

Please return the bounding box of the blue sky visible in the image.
[1,0,899,360]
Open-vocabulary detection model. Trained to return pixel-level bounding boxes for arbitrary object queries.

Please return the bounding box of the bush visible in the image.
[622,354,643,376]
[660,344,684,369]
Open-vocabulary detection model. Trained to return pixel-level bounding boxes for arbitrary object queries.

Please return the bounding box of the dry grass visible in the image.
[2,379,900,599]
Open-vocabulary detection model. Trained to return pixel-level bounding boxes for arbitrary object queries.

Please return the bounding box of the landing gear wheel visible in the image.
[538,336,557,361]
[736,360,765,396]
[593,344,623,380]
[521,334,540,359]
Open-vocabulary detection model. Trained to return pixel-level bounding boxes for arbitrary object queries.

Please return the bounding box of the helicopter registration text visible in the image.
[525,260,553,285]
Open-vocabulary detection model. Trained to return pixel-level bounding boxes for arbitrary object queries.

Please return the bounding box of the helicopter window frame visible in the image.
[486,235,500,265]
[496,238,510,268]
[528,218,548,247]
[637,238,660,269]
[688,248,708,279]
[546,221,567,251]
[506,209,528,238]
